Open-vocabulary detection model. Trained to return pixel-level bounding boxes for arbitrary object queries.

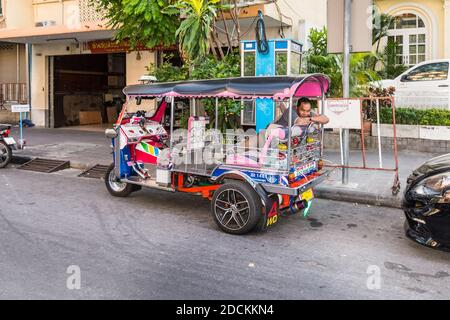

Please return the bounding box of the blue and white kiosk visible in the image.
[240,39,303,132]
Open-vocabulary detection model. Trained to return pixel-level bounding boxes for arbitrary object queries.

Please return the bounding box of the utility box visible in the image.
[241,39,303,132]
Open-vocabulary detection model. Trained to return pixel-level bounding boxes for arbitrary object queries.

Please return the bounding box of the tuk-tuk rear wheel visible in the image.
[211,181,262,235]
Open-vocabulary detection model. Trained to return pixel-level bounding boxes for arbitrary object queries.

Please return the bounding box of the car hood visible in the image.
[414,154,450,176]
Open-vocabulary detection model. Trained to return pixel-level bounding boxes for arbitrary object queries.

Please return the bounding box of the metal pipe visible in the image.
[320,90,325,158]
[169,97,175,153]
[376,98,383,168]
[287,96,293,173]
[360,98,367,168]
[342,0,352,185]
[16,44,20,84]
[215,97,219,130]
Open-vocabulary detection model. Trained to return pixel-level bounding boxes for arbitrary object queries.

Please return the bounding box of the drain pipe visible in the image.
[26,43,32,120]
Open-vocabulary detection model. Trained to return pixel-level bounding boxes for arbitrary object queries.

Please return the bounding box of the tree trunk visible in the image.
[220,9,233,54]
[211,25,225,60]
[232,0,241,43]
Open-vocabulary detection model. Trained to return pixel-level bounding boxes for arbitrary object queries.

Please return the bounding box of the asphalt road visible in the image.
[0,167,449,300]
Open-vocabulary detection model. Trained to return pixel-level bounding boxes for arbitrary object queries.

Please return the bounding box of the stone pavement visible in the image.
[10,126,444,209]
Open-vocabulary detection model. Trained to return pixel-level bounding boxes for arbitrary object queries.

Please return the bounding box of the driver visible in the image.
[268,97,329,132]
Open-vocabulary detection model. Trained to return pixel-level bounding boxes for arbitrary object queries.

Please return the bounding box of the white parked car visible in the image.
[373,59,450,110]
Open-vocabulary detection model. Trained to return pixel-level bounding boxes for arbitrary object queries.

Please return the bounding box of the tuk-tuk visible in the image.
[105,75,331,235]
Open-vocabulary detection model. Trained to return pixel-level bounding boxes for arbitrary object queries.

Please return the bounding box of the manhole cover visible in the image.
[18,158,70,173]
[78,164,109,179]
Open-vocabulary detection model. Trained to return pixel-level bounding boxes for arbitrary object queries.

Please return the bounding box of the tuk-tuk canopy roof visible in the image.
[123,74,330,99]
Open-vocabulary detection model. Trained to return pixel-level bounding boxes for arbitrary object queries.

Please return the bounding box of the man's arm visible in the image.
[311,114,329,125]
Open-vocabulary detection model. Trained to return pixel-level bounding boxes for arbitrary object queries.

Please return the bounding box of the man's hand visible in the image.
[294,117,311,126]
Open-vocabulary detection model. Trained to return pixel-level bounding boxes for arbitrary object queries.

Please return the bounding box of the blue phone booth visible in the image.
[241,39,303,132]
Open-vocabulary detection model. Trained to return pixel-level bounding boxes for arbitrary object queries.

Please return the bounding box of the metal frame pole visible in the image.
[215,97,219,130]
[376,98,383,168]
[287,96,293,173]
[342,0,351,185]
[170,97,175,152]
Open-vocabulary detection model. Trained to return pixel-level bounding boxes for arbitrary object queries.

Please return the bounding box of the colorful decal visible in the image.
[135,141,160,164]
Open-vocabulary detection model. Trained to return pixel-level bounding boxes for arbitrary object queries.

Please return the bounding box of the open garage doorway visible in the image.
[49,53,126,128]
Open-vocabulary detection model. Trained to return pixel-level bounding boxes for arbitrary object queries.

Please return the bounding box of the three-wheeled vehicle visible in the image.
[105,75,331,234]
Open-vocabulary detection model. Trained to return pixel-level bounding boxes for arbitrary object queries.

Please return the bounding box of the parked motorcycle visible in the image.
[0,124,18,168]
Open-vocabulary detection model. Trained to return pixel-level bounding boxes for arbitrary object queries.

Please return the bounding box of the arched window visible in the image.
[388,13,427,66]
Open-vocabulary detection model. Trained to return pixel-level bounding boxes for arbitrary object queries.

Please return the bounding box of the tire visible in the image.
[211,181,263,235]
[0,140,12,169]
[105,164,135,197]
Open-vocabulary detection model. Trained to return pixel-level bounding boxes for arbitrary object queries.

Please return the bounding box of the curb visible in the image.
[314,186,403,209]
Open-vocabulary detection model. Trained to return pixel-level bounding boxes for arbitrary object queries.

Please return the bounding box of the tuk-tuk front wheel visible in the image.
[105,164,136,197]
[0,141,12,168]
[211,181,262,235]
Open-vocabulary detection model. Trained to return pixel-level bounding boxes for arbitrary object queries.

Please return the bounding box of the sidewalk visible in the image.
[11,126,444,209]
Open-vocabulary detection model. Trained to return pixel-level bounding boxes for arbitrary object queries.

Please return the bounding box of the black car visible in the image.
[403,154,450,251]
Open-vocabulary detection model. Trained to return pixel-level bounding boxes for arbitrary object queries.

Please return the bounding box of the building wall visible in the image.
[126,51,156,86]
[376,0,446,59]
[0,43,26,83]
[30,42,156,126]
[4,0,34,29]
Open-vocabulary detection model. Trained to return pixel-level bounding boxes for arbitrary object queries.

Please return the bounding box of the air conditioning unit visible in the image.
[35,20,56,27]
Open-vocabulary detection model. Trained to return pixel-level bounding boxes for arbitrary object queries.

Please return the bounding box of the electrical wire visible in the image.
[256,10,269,54]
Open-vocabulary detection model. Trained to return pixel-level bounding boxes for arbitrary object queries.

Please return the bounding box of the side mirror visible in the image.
[136,97,142,106]
[400,74,409,82]
[105,128,118,139]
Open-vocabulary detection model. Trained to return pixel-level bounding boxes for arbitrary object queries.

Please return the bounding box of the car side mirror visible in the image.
[136,97,142,106]
[400,74,409,82]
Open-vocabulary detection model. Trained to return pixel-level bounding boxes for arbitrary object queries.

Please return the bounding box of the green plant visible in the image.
[305,28,380,98]
[379,108,450,126]
[93,0,179,49]
[170,0,227,62]
[147,52,241,130]
[147,54,189,82]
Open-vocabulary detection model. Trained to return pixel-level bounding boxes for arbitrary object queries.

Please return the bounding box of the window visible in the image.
[291,52,302,75]
[0,0,3,16]
[243,52,256,77]
[388,13,427,66]
[275,51,287,76]
[403,62,449,82]
[241,100,256,126]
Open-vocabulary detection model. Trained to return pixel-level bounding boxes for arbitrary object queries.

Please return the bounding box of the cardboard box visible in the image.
[79,111,102,125]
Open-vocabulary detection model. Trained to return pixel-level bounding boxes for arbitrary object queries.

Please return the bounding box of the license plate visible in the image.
[3,137,16,146]
[301,189,314,202]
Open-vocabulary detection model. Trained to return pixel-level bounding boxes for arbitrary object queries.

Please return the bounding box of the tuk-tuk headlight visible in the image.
[411,173,450,198]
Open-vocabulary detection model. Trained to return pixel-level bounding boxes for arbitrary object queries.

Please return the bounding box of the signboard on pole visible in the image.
[11,104,30,113]
[323,99,362,129]
[327,0,373,53]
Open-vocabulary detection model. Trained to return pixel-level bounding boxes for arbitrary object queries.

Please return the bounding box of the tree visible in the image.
[172,0,227,62]
[93,0,180,49]
[305,28,380,97]
[372,12,395,54]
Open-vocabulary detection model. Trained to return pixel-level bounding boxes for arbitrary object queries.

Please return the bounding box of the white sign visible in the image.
[323,99,362,129]
[11,104,30,113]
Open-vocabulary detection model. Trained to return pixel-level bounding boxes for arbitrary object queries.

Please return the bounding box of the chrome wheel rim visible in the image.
[214,189,250,231]
[108,169,127,192]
